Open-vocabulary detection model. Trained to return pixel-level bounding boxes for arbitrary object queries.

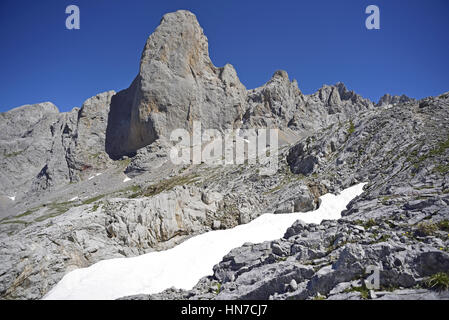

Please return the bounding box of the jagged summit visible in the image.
[271,70,290,80]
[140,10,213,76]
[376,93,416,107]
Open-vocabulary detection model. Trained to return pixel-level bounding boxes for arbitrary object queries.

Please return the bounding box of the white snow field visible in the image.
[44,183,366,300]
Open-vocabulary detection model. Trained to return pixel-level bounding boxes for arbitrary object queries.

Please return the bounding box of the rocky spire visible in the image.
[105,10,247,158]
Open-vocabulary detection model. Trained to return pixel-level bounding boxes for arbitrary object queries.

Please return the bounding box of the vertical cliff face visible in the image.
[0,103,61,200]
[106,10,247,158]
[64,91,116,180]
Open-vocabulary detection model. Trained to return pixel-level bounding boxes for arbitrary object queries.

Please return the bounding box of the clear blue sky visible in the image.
[1,0,448,112]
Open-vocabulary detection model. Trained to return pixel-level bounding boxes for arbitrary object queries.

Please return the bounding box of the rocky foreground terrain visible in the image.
[0,10,448,300]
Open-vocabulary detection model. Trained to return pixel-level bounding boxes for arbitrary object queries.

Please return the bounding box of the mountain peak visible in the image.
[271,70,290,80]
[105,10,246,158]
[376,93,415,107]
[140,10,212,77]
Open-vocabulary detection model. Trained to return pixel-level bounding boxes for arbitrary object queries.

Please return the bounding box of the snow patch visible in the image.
[7,196,15,201]
[123,176,131,183]
[44,183,366,300]
[69,196,78,202]
[88,173,103,180]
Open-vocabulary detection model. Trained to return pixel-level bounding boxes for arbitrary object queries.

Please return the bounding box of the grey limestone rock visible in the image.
[105,10,247,158]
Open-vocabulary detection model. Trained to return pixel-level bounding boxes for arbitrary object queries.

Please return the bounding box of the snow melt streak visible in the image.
[44,183,366,300]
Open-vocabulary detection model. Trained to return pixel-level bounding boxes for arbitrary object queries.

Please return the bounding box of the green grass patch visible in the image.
[429,136,449,157]
[373,234,391,243]
[347,120,355,135]
[437,220,449,232]
[215,283,222,294]
[82,195,106,205]
[433,164,449,174]
[15,208,38,219]
[415,222,438,237]
[33,201,74,222]
[425,272,449,291]
[143,174,200,197]
[89,152,103,159]
[381,196,391,205]
[0,219,28,225]
[3,150,23,158]
[407,136,449,169]
[118,158,132,167]
[343,284,370,299]
[91,202,101,212]
[354,218,377,229]
[264,168,304,195]
[34,212,65,222]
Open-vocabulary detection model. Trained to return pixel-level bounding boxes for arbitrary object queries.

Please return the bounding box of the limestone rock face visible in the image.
[376,93,416,107]
[66,91,115,180]
[287,142,319,175]
[245,73,375,139]
[0,103,62,200]
[244,70,305,129]
[106,10,247,158]
[309,82,374,119]
[0,91,115,210]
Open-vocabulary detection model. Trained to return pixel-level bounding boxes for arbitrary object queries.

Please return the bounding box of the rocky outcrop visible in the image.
[377,93,416,107]
[244,70,305,129]
[0,91,116,216]
[244,74,374,138]
[66,91,115,180]
[0,102,61,202]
